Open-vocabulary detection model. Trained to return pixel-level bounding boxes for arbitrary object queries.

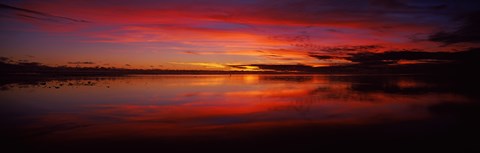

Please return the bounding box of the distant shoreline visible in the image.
[2,58,477,77]
[2,71,435,77]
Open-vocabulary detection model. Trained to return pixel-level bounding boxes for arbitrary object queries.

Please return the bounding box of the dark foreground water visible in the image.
[1,74,479,152]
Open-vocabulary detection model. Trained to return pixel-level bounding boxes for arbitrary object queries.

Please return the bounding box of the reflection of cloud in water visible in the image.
[0,75,475,141]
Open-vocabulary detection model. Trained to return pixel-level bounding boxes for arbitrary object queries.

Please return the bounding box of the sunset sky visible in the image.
[1,0,479,70]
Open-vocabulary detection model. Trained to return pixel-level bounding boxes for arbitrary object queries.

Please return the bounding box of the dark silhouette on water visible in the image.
[2,48,480,76]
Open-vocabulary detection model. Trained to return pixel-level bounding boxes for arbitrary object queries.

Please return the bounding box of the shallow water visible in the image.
[1,74,478,152]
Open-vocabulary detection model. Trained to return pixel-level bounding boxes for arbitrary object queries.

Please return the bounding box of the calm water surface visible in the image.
[1,74,478,152]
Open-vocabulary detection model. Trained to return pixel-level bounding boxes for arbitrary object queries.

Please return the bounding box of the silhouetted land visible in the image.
[0,61,268,76]
[2,48,479,77]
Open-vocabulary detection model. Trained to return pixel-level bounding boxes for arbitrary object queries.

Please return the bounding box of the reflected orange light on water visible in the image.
[0,75,471,142]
